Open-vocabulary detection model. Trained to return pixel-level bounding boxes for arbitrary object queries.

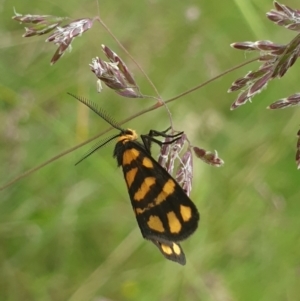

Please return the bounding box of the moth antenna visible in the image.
[75,134,119,165]
[68,93,124,132]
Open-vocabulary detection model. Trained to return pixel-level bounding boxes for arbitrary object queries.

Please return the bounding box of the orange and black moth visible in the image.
[69,93,200,265]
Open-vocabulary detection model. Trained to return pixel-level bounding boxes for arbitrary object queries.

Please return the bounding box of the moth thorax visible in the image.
[118,128,138,143]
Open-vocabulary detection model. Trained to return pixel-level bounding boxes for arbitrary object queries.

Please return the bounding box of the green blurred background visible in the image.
[1,0,300,300]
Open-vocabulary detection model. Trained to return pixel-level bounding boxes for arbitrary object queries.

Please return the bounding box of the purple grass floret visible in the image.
[231,40,286,53]
[102,45,137,87]
[193,147,224,167]
[166,134,186,175]
[158,132,193,195]
[229,2,300,110]
[12,9,94,64]
[158,132,224,194]
[157,137,172,169]
[267,1,300,31]
[12,9,65,37]
[89,45,142,98]
[176,150,193,196]
[46,18,94,64]
[296,130,300,169]
[268,93,300,109]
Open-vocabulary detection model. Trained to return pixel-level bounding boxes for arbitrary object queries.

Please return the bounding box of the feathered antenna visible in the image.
[68,93,124,164]
[67,93,124,132]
